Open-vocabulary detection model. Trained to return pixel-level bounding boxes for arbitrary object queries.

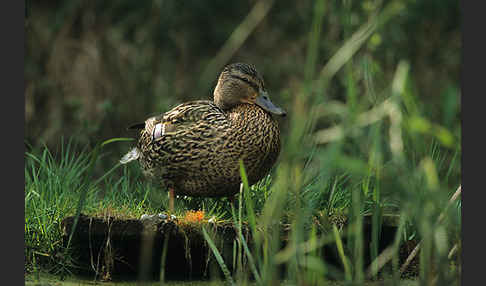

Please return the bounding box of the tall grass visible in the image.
[201,0,461,285]
[25,139,88,274]
[24,138,166,274]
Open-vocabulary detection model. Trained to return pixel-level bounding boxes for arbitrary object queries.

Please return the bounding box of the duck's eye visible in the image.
[231,75,259,91]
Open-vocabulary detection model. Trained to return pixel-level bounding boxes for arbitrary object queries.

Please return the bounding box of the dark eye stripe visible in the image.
[231,75,259,92]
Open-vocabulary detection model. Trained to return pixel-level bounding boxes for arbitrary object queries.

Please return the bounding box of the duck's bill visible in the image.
[256,92,287,116]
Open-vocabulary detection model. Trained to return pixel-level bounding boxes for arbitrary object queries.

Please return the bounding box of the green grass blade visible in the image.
[239,160,257,236]
[101,137,135,147]
[202,226,236,286]
[333,224,352,281]
[237,230,262,284]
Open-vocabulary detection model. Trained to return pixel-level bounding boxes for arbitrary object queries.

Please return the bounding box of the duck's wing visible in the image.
[125,100,221,131]
[146,100,227,140]
[121,100,224,164]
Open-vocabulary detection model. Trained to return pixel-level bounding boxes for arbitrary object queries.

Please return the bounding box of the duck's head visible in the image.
[214,63,286,117]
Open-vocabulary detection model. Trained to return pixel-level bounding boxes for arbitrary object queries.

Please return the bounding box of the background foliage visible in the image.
[25,0,460,165]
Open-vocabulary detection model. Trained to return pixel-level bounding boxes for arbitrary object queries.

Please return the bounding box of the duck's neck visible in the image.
[226,104,276,129]
[213,88,241,111]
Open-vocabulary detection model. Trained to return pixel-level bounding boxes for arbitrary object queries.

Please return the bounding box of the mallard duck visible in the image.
[120,63,286,210]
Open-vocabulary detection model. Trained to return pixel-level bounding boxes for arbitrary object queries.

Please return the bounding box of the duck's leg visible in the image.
[169,188,175,214]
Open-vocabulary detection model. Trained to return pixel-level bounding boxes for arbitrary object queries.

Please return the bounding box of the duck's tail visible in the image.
[120,147,141,164]
[127,122,145,130]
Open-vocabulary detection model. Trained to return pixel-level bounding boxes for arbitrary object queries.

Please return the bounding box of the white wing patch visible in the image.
[120,147,141,164]
[152,123,165,140]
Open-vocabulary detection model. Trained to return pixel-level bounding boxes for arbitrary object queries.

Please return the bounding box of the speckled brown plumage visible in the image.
[120,63,286,198]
